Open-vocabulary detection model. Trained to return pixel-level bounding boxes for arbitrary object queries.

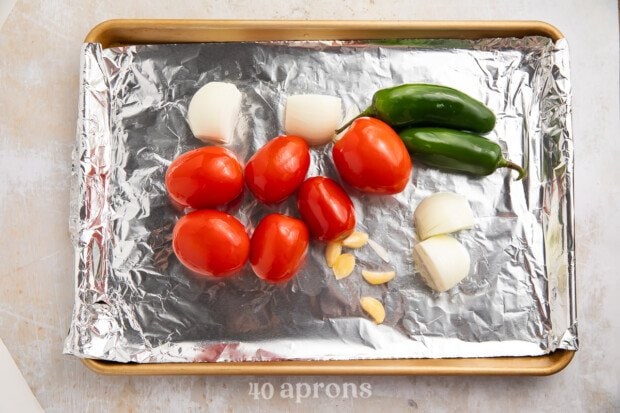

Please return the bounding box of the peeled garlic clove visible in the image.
[332,253,355,279]
[362,270,395,285]
[413,235,470,292]
[414,192,474,240]
[342,231,369,248]
[284,94,342,146]
[325,241,342,268]
[368,238,391,263]
[359,297,385,324]
[187,82,242,145]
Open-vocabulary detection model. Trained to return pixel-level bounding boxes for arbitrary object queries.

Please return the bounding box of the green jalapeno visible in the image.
[336,84,495,134]
[399,127,526,180]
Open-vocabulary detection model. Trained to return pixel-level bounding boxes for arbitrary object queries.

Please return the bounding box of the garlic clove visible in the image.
[187,82,242,145]
[284,94,342,146]
[359,297,385,324]
[342,231,369,248]
[332,253,355,279]
[414,192,474,240]
[361,270,395,285]
[368,238,391,263]
[413,235,470,292]
[325,241,342,268]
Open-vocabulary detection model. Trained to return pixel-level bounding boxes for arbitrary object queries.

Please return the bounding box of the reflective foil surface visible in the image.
[64,38,576,362]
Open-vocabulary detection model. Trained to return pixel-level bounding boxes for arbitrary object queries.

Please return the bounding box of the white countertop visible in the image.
[0,1,618,411]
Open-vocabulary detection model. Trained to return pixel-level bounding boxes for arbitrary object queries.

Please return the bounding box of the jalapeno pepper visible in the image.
[399,127,526,180]
[336,84,495,134]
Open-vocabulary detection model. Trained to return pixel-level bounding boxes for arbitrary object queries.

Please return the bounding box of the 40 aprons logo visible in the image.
[248,381,372,403]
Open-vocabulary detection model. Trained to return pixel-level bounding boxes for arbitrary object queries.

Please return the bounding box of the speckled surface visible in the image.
[0,1,618,412]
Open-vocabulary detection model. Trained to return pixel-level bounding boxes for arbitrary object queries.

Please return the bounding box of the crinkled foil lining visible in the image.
[64,37,577,362]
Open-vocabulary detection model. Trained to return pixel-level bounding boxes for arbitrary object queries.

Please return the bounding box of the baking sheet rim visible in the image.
[78,19,574,376]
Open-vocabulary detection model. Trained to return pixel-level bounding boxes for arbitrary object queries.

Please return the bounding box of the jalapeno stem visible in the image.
[499,159,527,180]
[335,108,374,134]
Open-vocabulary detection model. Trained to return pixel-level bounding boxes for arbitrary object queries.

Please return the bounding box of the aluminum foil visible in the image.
[64,37,577,363]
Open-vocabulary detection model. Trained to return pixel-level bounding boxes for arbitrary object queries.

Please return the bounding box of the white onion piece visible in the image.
[413,235,470,292]
[284,94,342,146]
[187,82,242,145]
[414,192,474,240]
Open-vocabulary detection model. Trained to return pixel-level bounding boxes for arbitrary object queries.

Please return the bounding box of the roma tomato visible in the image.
[172,210,249,277]
[250,214,309,283]
[165,146,244,209]
[333,117,412,194]
[297,176,356,242]
[245,135,310,204]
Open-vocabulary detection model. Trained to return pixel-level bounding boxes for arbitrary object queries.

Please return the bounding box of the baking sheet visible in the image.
[64,37,577,363]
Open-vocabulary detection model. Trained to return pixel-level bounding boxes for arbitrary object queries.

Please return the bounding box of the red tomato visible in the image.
[250,214,309,283]
[172,210,249,277]
[245,135,310,204]
[297,176,356,241]
[333,117,412,194]
[165,146,244,209]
